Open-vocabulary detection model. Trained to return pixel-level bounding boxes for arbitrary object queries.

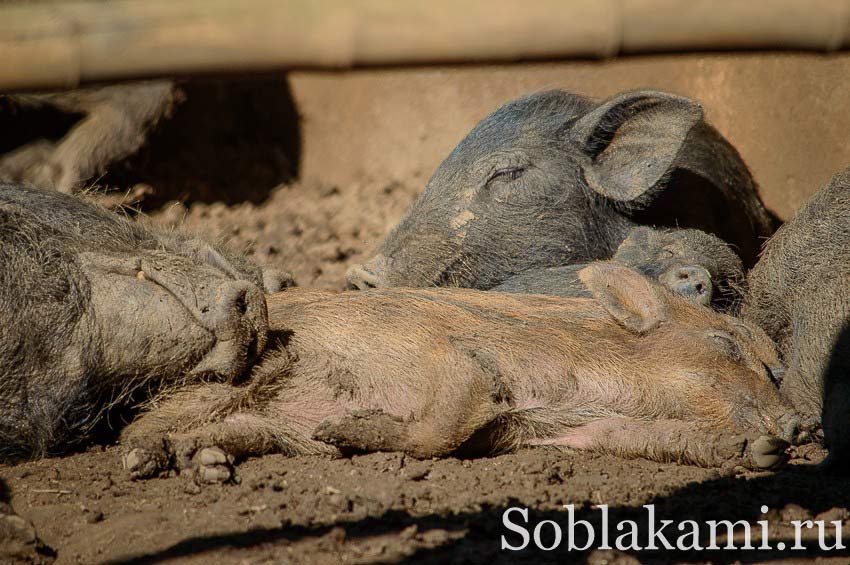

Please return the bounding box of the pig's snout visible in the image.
[346,255,390,290]
[660,265,712,305]
[188,280,268,378]
[262,268,296,293]
[139,258,269,379]
[199,281,264,340]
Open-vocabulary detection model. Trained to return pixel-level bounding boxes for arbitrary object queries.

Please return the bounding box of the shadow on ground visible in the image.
[106,464,850,564]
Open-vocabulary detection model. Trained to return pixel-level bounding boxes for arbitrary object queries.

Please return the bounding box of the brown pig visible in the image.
[122,263,796,481]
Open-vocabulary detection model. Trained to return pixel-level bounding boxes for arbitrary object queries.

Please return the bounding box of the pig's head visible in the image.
[580,262,799,441]
[613,226,744,310]
[349,89,772,290]
[0,185,269,457]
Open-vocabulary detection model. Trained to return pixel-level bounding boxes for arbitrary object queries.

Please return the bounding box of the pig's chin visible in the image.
[187,327,260,381]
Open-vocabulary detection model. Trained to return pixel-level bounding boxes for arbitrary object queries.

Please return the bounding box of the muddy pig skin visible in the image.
[744,165,850,470]
[123,263,796,482]
[0,184,291,460]
[347,89,774,291]
[494,226,744,311]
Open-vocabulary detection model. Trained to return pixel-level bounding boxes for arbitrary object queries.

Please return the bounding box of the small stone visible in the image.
[399,525,418,540]
[84,510,104,524]
[781,503,813,522]
[183,482,201,495]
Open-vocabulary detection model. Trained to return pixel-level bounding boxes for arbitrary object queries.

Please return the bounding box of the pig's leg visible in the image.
[47,84,176,192]
[0,140,55,184]
[137,415,334,483]
[533,417,788,470]
[121,383,241,480]
[121,381,334,482]
[313,372,503,458]
[2,82,176,192]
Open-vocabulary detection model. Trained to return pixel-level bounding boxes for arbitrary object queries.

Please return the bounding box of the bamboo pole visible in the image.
[1,0,849,91]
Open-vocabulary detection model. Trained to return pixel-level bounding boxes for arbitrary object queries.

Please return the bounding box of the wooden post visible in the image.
[1,0,849,91]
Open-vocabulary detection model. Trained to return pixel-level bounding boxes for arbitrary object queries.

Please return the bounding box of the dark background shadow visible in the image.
[820,322,850,470]
[102,72,301,208]
[0,72,302,209]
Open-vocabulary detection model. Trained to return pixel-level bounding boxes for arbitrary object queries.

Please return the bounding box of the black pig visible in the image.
[0,184,282,459]
[348,89,774,291]
[744,166,850,469]
[494,227,744,311]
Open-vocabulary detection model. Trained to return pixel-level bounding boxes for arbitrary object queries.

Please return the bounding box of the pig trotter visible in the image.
[123,436,235,483]
[122,437,171,480]
[190,447,234,484]
[744,434,789,470]
[714,434,788,471]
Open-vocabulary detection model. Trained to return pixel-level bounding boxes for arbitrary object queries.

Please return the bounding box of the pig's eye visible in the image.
[707,330,742,360]
[486,167,525,185]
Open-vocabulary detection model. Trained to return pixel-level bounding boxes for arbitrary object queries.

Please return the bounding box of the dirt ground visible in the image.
[6,176,850,565]
[3,56,850,563]
[4,442,850,564]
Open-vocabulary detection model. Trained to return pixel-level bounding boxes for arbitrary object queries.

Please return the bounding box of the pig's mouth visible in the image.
[82,252,268,382]
[135,266,268,381]
[348,253,473,289]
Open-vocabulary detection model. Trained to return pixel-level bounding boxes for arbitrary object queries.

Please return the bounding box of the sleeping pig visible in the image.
[347,89,775,292]
[122,263,797,482]
[493,226,744,311]
[0,183,287,459]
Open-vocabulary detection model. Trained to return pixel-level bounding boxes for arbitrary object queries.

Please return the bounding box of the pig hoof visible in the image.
[189,447,234,484]
[750,435,789,470]
[123,447,169,479]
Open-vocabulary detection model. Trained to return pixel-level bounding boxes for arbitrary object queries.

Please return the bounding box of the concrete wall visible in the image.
[289,52,850,220]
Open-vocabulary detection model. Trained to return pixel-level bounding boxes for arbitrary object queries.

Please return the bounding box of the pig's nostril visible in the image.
[346,265,382,291]
[766,365,785,386]
[695,283,705,294]
[215,283,258,324]
[346,278,376,290]
[234,292,248,315]
[678,271,690,280]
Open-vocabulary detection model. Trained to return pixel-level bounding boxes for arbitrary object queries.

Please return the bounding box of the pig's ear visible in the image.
[572,90,703,207]
[578,262,669,334]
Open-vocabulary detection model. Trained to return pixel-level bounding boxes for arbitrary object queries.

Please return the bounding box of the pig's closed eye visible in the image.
[487,167,525,185]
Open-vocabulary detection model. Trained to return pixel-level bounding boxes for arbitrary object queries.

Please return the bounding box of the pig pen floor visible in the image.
[4,178,850,564]
[3,445,850,564]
